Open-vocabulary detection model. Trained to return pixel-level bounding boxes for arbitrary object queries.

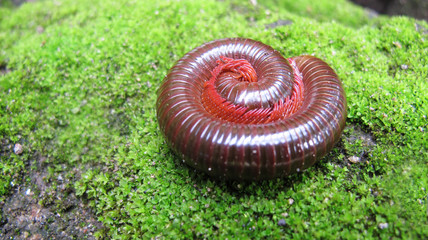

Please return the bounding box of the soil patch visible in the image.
[0,150,103,239]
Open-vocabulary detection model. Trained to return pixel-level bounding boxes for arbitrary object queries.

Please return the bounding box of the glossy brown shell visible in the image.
[156,38,347,180]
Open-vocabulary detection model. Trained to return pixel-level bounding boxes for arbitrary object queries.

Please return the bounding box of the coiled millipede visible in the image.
[156,38,347,180]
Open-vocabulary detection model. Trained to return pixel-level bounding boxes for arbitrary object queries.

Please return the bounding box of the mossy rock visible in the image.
[0,0,427,238]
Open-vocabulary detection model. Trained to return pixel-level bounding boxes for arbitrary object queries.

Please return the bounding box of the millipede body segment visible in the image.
[156,38,347,180]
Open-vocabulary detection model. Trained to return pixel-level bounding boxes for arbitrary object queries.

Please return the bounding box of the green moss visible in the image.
[1,0,427,238]
[259,0,376,27]
[0,149,25,199]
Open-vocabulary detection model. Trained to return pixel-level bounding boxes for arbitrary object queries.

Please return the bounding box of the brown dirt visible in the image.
[0,147,104,239]
[351,0,428,21]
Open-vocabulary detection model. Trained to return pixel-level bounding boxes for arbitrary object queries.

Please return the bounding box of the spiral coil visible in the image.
[156,38,347,180]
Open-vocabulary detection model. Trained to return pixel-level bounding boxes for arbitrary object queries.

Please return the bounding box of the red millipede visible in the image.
[156,38,347,180]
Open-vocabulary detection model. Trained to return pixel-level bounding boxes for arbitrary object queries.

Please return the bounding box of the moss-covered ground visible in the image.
[0,0,427,238]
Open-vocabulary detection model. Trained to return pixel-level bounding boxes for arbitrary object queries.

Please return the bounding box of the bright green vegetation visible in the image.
[261,0,375,27]
[1,0,427,238]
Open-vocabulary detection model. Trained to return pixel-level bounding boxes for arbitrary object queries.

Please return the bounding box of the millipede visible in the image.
[156,38,347,180]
